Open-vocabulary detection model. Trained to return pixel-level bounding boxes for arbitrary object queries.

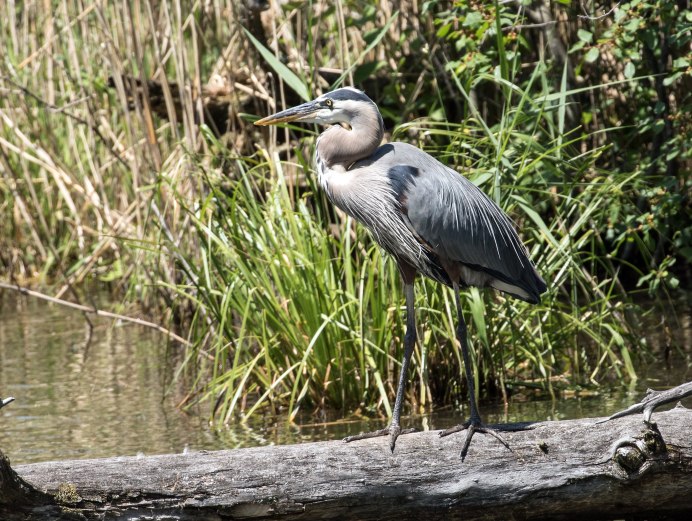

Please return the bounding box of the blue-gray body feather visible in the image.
[319,141,546,303]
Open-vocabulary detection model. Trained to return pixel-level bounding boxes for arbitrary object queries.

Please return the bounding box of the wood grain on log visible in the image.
[3,408,691,520]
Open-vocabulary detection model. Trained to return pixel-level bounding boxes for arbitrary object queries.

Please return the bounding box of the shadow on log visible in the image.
[2,407,691,520]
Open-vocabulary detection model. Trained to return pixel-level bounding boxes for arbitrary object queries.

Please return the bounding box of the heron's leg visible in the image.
[387,282,418,448]
[439,283,511,461]
[343,282,417,451]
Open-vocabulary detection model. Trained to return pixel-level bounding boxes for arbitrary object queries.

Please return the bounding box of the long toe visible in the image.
[439,419,512,461]
[343,428,391,443]
[439,420,471,438]
[344,425,417,452]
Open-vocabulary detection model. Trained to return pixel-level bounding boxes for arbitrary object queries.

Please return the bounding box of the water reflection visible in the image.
[0,293,689,464]
[0,294,218,464]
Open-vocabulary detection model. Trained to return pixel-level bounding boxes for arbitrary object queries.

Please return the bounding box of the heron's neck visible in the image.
[316,107,384,169]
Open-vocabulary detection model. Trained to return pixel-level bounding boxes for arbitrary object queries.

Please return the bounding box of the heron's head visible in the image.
[254,87,378,130]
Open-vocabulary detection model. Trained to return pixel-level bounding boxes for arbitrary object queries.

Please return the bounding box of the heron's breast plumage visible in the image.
[316,150,432,275]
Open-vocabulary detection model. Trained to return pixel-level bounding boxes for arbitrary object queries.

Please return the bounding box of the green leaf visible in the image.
[463,11,484,27]
[437,22,452,38]
[584,47,600,63]
[570,40,586,53]
[353,61,382,84]
[663,71,682,86]
[512,196,560,249]
[469,171,494,187]
[557,61,569,148]
[577,29,593,43]
[242,27,310,102]
[624,61,636,79]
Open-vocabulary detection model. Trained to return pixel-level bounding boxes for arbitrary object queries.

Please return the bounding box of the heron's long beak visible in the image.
[254,101,320,126]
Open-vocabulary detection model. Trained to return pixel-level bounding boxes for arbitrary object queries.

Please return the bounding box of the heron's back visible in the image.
[323,142,547,303]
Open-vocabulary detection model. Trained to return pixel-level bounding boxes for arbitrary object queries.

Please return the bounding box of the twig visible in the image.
[501,20,557,33]
[596,381,692,424]
[579,0,620,21]
[0,281,193,348]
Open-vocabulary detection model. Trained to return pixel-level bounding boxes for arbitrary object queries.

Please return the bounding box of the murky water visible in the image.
[0,292,689,465]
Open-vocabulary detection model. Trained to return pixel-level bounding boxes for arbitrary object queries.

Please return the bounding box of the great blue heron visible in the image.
[255,87,547,460]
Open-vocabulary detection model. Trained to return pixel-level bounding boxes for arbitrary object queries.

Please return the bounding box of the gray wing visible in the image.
[369,143,546,302]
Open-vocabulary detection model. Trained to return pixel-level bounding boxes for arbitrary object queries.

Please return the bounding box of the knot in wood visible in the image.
[642,424,666,455]
[611,423,667,477]
[613,445,646,473]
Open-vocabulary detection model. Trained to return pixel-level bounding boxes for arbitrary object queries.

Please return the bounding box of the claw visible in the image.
[440,418,512,461]
[389,424,401,452]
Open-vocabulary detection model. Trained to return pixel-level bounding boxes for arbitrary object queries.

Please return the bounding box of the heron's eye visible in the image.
[324,99,333,108]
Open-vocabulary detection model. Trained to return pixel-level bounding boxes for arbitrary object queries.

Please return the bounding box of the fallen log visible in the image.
[2,407,691,520]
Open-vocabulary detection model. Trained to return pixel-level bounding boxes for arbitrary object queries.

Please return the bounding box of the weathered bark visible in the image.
[3,407,691,520]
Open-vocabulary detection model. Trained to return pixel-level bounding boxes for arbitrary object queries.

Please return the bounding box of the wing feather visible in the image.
[375,143,546,301]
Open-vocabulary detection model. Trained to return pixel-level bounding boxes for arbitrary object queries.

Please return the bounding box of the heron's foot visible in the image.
[439,418,512,462]
[344,423,417,452]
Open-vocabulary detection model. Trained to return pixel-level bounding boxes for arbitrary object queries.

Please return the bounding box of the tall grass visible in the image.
[0,1,683,423]
[164,71,645,421]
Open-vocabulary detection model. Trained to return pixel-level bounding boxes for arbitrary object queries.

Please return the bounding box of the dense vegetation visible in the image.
[1,1,689,424]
